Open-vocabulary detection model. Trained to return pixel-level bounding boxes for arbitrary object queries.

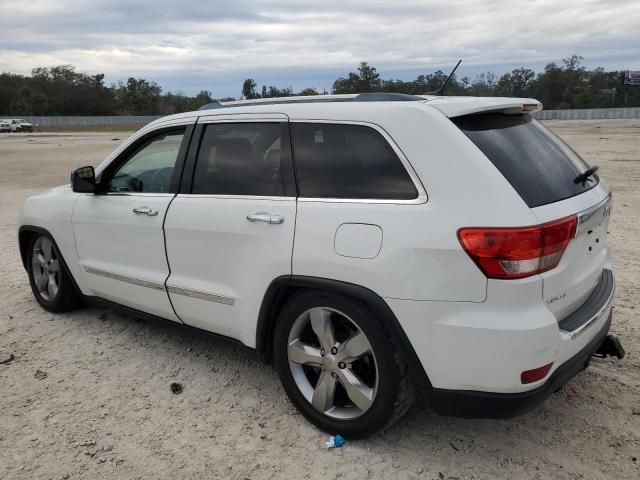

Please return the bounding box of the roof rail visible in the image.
[352,93,423,102]
[197,93,424,110]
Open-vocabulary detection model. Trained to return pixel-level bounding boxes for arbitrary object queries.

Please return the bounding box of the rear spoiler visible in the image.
[419,96,542,118]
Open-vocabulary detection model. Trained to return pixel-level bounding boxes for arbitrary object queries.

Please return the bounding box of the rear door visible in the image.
[163,114,297,345]
[453,113,612,319]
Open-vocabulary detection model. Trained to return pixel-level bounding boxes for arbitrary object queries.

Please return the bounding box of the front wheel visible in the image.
[274,291,414,438]
[27,234,81,312]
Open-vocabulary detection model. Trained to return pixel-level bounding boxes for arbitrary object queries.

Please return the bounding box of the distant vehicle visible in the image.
[18,93,624,437]
[7,119,34,132]
[0,120,10,133]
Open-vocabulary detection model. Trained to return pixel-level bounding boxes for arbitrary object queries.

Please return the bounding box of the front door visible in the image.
[164,116,297,345]
[72,124,192,320]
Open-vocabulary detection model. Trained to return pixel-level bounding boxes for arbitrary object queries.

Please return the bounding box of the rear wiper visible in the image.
[574,165,599,186]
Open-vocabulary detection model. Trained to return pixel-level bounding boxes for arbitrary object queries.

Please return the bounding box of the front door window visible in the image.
[106,130,185,193]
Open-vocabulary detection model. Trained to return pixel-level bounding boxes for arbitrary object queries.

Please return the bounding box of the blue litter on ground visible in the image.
[325,434,346,449]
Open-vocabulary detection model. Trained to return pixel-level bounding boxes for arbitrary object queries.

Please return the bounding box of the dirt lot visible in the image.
[0,122,638,480]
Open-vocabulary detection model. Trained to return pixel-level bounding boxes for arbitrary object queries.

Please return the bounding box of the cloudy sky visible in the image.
[1,0,639,97]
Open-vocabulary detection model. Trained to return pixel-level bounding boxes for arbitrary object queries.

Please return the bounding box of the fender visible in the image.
[256,275,432,391]
[18,225,83,295]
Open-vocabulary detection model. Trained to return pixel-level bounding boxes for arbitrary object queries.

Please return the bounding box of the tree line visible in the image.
[1,56,637,116]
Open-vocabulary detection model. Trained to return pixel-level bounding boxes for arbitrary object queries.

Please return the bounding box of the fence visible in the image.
[2,108,640,127]
[532,107,640,120]
[0,115,160,127]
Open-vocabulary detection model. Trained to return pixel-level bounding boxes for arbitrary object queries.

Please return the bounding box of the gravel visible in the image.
[1,123,638,479]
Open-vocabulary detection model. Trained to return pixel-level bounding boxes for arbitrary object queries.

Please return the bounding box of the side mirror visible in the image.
[71,166,96,193]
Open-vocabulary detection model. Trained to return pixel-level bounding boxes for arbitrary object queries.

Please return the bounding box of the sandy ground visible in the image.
[0,122,638,480]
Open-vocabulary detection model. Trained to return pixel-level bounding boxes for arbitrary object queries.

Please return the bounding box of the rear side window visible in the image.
[192,123,295,196]
[291,123,418,200]
[453,114,597,208]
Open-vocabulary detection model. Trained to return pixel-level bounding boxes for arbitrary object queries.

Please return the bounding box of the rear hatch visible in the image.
[452,112,611,323]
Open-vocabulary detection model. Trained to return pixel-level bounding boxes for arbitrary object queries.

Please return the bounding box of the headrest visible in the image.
[214,138,253,173]
[265,149,282,170]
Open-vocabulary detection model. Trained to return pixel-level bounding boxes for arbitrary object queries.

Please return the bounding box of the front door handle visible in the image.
[246,212,285,224]
[133,207,159,216]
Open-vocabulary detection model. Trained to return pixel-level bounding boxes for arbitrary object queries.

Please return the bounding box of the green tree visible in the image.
[114,77,162,114]
[242,78,259,99]
[298,88,319,96]
[333,62,382,93]
[497,68,536,97]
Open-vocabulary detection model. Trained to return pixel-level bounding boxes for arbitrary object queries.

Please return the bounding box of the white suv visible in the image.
[18,94,623,437]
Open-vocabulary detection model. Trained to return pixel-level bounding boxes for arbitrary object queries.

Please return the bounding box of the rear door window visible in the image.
[453,114,597,208]
[291,123,418,200]
[192,123,295,196]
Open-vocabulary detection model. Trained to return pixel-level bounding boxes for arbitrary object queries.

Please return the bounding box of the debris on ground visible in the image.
[325,434,346,449]
[0,354,15,365]
[34,369,48,380]
[170,383,183,394]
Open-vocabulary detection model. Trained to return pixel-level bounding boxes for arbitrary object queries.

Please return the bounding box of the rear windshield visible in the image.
[453,113,598,208]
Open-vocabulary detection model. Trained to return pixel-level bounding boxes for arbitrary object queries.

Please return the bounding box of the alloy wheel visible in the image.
[287,306,378,419]
[31,236,60,301]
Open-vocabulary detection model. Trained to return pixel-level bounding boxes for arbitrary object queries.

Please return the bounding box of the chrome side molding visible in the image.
[83,266,236,306]
[167,285,235,306]
[83,266,165,291]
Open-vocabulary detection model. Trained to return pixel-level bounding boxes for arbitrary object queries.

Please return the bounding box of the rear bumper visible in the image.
[427,311,612,418]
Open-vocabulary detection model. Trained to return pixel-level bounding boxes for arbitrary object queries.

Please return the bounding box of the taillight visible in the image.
[458,216,577,279]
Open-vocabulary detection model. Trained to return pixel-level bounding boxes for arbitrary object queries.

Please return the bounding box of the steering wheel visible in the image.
[149,168,172,193]
[110,173,143,192]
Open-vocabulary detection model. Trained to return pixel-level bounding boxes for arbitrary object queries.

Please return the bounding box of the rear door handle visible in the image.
[246,212,285,224]
[133,207,158,216]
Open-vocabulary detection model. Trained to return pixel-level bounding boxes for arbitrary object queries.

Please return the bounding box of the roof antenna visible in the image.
[429,59,462,96]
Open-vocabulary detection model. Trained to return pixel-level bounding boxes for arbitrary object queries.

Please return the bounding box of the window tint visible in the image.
[291,123,418,199]
[106,130,185,193]
[192,123,295,196]
[453,114,597,208]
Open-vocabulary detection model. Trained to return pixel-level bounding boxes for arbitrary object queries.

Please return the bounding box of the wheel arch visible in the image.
[18,225,83,295]
[256,275,432,391]
[18,225,49,270]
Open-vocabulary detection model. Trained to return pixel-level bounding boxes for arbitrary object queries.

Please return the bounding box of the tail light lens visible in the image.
[458,216,577,279]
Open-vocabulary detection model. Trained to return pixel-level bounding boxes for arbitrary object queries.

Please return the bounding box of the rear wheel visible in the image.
[274,290,414,438]
[27,234,81,312]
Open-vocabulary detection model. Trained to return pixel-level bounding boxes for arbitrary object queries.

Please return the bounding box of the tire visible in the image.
[26,233,81,312]
[274,290,415,438]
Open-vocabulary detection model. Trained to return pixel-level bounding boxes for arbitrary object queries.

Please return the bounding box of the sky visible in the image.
[1,0,639,97]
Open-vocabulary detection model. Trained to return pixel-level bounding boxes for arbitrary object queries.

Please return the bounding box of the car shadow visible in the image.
[59,302,620,475]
